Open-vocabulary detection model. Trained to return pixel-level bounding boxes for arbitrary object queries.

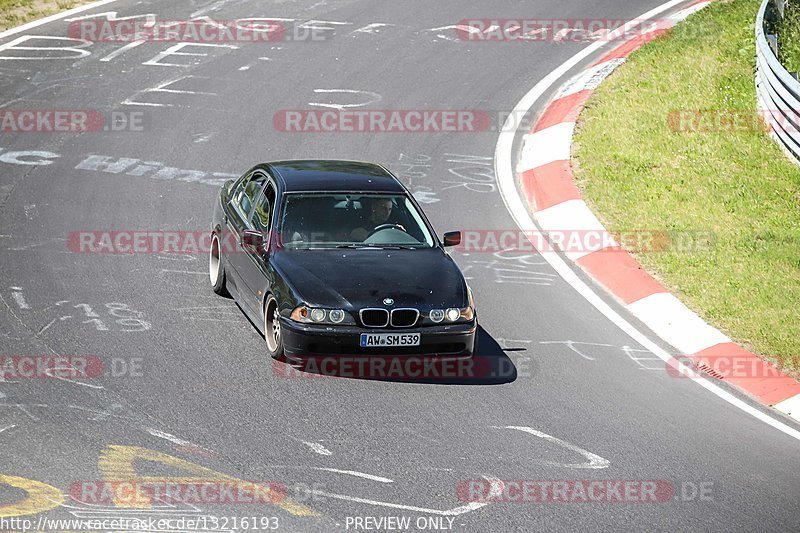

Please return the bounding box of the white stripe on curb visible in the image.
[516,122,574,172]
[775,394,800,417]
[556,59,626,99]
[535,200,615,260]
[627,293,731,355]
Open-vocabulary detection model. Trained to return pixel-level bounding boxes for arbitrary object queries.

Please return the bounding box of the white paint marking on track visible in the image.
[308,89,381,110]
[14,403,39,421]
[10,288,29,309]
[302,441,332,455]
[426,25,479,42]
[0,424,15,434]
[100,39,145,62]
[0,0,121,40]
[501,426,610,469]
[124,76,218,108]
[314,468,393,483]
[493,0,800,442]
[69,403,124,422]
[352,23,394,34]
[146,428,207,450]
[143,42,238,68]
[312,489,487,516]
[191,0,240,17]
[539,340,609,361]
[36,317,58,336]
[45,366,104,389]
[481,476,503,499]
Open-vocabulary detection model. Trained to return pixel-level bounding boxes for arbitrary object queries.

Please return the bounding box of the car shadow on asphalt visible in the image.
[280,326,518,385]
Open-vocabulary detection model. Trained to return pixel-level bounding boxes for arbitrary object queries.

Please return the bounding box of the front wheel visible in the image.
[209,232,228,296]
[264,296,285,360]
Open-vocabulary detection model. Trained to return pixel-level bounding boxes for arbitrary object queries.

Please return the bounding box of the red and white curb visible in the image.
[515,0,800,421]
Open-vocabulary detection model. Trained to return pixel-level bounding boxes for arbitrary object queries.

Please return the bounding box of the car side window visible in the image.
[233,172,268,220]
[253,182,276,232]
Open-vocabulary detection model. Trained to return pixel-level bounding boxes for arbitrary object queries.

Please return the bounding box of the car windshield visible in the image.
[279,193,435,249]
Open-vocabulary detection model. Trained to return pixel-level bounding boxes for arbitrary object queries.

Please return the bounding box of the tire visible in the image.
[264,296,285,360]
[209,232,228,296]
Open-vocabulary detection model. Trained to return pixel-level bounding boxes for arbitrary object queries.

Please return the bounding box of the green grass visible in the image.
[0,0,90,31]
[572,0,800,372]
[777,0,800,72]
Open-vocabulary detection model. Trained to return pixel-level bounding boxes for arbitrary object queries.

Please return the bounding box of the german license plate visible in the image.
[360,333,421,348]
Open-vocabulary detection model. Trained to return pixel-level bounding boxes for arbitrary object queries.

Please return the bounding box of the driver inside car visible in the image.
[349,197,396,241]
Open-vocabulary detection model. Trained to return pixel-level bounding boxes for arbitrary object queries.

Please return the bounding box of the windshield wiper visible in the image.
[335,244,418,250]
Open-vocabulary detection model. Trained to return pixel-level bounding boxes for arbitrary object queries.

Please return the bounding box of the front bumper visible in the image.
[280,318,476,359]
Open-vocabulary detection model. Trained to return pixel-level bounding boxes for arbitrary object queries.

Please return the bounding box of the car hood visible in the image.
[272,248,467,309]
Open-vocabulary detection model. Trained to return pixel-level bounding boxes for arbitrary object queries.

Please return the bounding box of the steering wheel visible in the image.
[367,223,407,238]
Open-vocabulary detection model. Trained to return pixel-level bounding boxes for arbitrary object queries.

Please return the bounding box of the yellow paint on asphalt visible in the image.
[98,445,316,516]
[0,474,64,517]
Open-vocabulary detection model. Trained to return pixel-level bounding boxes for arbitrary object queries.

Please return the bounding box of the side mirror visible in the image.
[241,230,265,247]
[443,231,461,247]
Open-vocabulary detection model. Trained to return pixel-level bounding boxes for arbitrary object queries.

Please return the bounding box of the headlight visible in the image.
[427,305,474,324]
[291,305,352,325]
[429,309,445,323]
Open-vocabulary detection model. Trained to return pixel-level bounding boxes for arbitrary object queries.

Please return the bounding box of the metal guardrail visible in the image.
[756,0,800,161]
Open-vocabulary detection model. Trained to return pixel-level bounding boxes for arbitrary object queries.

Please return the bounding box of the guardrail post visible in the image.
[767,33,779,55]
[776,0,785,18]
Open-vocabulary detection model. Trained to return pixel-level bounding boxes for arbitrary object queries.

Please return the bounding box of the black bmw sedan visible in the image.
[209,160,476,361]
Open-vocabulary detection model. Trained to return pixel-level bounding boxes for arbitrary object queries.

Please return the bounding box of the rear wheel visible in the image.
[209,233,228,296]
[264,296,284,360]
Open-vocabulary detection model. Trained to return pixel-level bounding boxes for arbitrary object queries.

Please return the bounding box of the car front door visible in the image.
[225,171,268,308]
[230,173,277,318]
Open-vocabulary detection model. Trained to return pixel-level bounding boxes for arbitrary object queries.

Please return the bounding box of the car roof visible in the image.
[265,160,406,193]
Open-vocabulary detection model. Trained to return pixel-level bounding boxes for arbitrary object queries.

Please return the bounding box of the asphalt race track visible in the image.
[0,0,798,531]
